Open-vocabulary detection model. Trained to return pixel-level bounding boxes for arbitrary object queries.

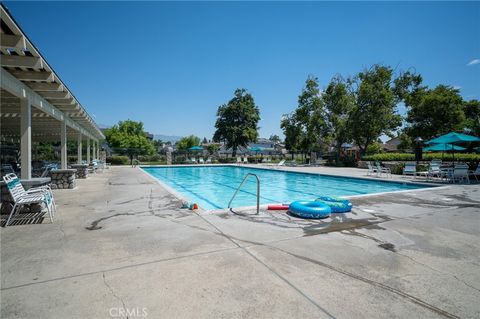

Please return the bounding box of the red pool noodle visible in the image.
[268,204,289,211]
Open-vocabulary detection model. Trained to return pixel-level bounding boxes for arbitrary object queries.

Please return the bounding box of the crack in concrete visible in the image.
[102,272,129,319]
[395,251,480,293]
[190,211,338,319]
[1,247,239,291]
[269,246,461,319]
[175,211,463,319]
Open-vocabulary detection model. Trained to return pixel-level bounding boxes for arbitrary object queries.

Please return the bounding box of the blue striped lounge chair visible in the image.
[2,173,56,227]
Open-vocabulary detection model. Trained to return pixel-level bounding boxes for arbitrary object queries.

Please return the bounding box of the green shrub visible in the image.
[423,153,480,162]
[217,157,236,163]
[389,163,405,175]
[138,154,164,162]
[362,153,415,162]
[363,152,480,163]
[173,156,186,164]
[106,156,129,165]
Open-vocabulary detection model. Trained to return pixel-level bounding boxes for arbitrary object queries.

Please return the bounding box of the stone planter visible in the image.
[49,169,77,189]
[357,161,368,169]
[71,164,89,179]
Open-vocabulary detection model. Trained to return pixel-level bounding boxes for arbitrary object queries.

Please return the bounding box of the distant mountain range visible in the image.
[154,134,183,143]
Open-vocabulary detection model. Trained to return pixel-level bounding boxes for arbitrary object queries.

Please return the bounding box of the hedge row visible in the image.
[106,156,130,165]
[362,153,480,162]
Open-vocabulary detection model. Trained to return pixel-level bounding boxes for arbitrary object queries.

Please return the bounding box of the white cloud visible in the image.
[467,59,480,66]
[453,85,461,90]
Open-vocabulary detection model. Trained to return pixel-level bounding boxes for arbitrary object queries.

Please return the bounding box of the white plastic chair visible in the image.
[375,162,391,177]
[199,157,204,164]
[452,164,470,184]
[469,166,480,182]
[2,173,55,227]
[367,162,378,176]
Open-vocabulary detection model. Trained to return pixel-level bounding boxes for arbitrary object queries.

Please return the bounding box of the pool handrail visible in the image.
[228,173,260,215]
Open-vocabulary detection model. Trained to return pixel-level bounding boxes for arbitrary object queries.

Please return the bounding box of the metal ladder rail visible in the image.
[228,173,260,215]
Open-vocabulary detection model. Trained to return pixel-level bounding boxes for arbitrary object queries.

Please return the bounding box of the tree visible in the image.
[404,85,465,140]
[202,137,208,144]
[207,143,219,155]
[349,65,402,155]
[462,99,480,136]
[213,88,260,157]
[104,120,155,164]
[323,75,355,164]
[397,132,413,151]
[294,76,328,153]
[176,135,200,150]
[269,134,281,144]
[152,139,164,151]
[280,113,301,158]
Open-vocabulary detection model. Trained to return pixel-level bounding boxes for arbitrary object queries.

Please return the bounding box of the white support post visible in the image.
[96,141,100,159]
[87,138,91,163]
[20,98,32,179]
[77,132,83,164]
[61,120,67,169]
[92,141,96,161]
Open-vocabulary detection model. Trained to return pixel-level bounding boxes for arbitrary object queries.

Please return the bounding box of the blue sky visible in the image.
[5,1,480,140]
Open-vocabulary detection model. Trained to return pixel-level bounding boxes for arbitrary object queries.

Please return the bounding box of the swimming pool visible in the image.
[141,166,429,210]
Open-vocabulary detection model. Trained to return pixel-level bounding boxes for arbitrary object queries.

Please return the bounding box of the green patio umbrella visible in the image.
[248,146,265,153]
[426,132,480,145]
[188,146,204,151]
[425,132,479,163]
[423,144,466,152]
[249,147,265,163]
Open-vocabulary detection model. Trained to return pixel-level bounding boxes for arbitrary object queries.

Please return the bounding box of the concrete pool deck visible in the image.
[1,166,479,318]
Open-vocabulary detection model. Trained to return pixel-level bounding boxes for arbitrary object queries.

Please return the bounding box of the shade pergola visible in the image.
[1,4,104,178]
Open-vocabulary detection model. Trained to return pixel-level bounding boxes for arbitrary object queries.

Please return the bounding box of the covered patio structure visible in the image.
[0,4,104,180]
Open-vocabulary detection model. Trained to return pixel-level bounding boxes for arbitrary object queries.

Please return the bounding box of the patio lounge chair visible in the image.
[236,157,242,164]
[243,157,249,164]
[452,164,470,184]
[199,157,204,164]
[205,157,212,164]
[366,162,378,176]
[276,159,286,167]
[469,166,480,182]
[190,157,197,164]
[375,162,391,177]
[2,173,55,227]
[92,160,105,173]
[403,162,417,177]
[417,163,442,181]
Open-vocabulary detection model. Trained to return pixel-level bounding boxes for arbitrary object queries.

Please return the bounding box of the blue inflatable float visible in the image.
[315,196,352,213]
[289,201,331,219]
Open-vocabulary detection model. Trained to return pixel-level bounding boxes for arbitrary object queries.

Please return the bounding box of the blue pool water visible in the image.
[141,166,429,210]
